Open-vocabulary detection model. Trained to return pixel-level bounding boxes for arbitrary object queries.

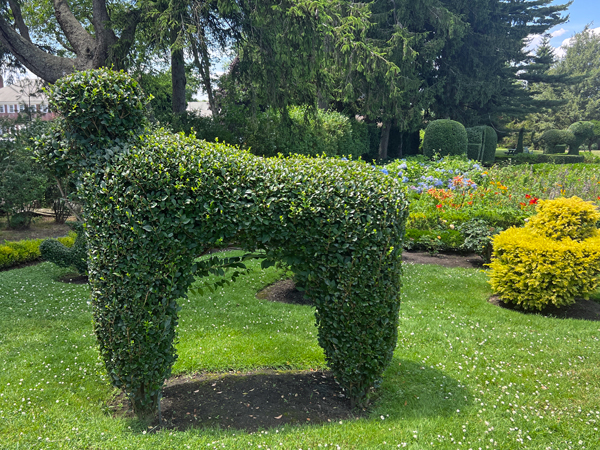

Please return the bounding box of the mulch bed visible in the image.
[109,370,357,432]
[402,251,486,269]
[488,295,600,321]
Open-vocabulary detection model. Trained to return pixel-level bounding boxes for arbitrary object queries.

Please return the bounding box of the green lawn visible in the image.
[1,255,599,449]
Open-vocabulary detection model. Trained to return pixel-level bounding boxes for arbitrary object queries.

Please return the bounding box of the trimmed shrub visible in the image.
[52,69,409,419]
[423,120,468,158]
[540,129,575,154]
[489,197,600,310]
[568,121,595,155]
[0,234,75,270]
[40,223,87,274]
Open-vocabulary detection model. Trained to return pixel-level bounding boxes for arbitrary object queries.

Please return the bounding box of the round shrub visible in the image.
[423,119,468,158]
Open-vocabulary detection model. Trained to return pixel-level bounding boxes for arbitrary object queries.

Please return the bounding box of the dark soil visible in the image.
[402,251,486,269]
[58,273,89,284]
[256,279,312,306]
[488,295,600,321]
[110,370,357,432]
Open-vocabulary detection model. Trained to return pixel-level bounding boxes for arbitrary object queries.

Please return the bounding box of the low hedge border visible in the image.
[495,153,585,164]
[0,234,75,270]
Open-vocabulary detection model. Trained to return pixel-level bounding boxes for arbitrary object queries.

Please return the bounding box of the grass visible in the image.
[1,255,599,449]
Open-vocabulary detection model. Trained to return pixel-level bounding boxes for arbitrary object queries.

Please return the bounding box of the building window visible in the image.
[19,104,25,112]
[0,105,4,113]
[9,105,14,113]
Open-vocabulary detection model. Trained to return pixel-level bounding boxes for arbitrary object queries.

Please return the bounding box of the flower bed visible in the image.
[382,156,600,254]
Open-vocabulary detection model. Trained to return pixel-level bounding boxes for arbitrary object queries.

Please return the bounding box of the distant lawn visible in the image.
[1,255,599,449]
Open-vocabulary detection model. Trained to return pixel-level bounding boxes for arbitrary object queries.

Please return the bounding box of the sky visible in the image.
[527,0,600,56]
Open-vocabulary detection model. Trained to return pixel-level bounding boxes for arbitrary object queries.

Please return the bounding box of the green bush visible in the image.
[245,106,368,158]
[404,228,464,253]
[55,69,409,419]
[540,129,576,154]
[423,119,468,158]
[489,197,600,310]
[40,223,87,274]
[567,121,595,155]
[0,234,75,270]
[458,219,503,263]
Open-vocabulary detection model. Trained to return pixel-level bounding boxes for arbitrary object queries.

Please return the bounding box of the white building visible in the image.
[0,76,53,120]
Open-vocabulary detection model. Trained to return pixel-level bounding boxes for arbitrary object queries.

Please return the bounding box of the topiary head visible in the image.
[526,196,600,241]
[41,68,150,174]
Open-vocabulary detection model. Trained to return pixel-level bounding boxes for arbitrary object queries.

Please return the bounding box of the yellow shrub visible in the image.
[489,227,600,310]
[489,196,600,310]
[526,196,600,241]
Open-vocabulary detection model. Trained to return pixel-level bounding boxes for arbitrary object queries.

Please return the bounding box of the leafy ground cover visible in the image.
[1,254,599,449]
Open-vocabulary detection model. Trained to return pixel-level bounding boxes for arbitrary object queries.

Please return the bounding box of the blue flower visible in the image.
[380,168,389,175]
[402,176,409,183]
[341,157,348,161]
[399,162,408,170]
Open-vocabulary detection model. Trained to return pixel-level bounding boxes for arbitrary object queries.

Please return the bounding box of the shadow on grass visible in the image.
[377,358,471,420]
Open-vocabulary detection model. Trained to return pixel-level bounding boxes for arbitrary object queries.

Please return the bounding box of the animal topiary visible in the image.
[540,129,576,154]
[423,119,468,158]
[46,68,410,420]
[567,121,595,155]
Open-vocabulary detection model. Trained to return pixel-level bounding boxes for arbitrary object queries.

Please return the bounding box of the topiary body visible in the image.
[423,119,468,158]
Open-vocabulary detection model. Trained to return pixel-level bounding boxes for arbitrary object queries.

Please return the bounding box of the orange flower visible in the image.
[525,194,531,199]
[436,204,442,208]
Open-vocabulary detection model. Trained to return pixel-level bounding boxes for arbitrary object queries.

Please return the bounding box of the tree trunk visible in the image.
[0,0,138,83]
[378,121,391,160]
[171,31,187,115]
[190,38,216,114]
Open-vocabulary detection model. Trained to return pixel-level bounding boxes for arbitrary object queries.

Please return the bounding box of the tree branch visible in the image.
[0,15,84,83]
[91,0,117,68]
[53,0,96,62]
[7,0,31,42]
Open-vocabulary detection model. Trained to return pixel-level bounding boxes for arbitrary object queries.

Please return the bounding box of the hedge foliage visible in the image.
[0,234,75,270]
[52,69,409,418]
[496,153,585,165]
[489,197,600,310]
[39,223,88,274]
[423,119,468,158]
[244,106,368,158]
